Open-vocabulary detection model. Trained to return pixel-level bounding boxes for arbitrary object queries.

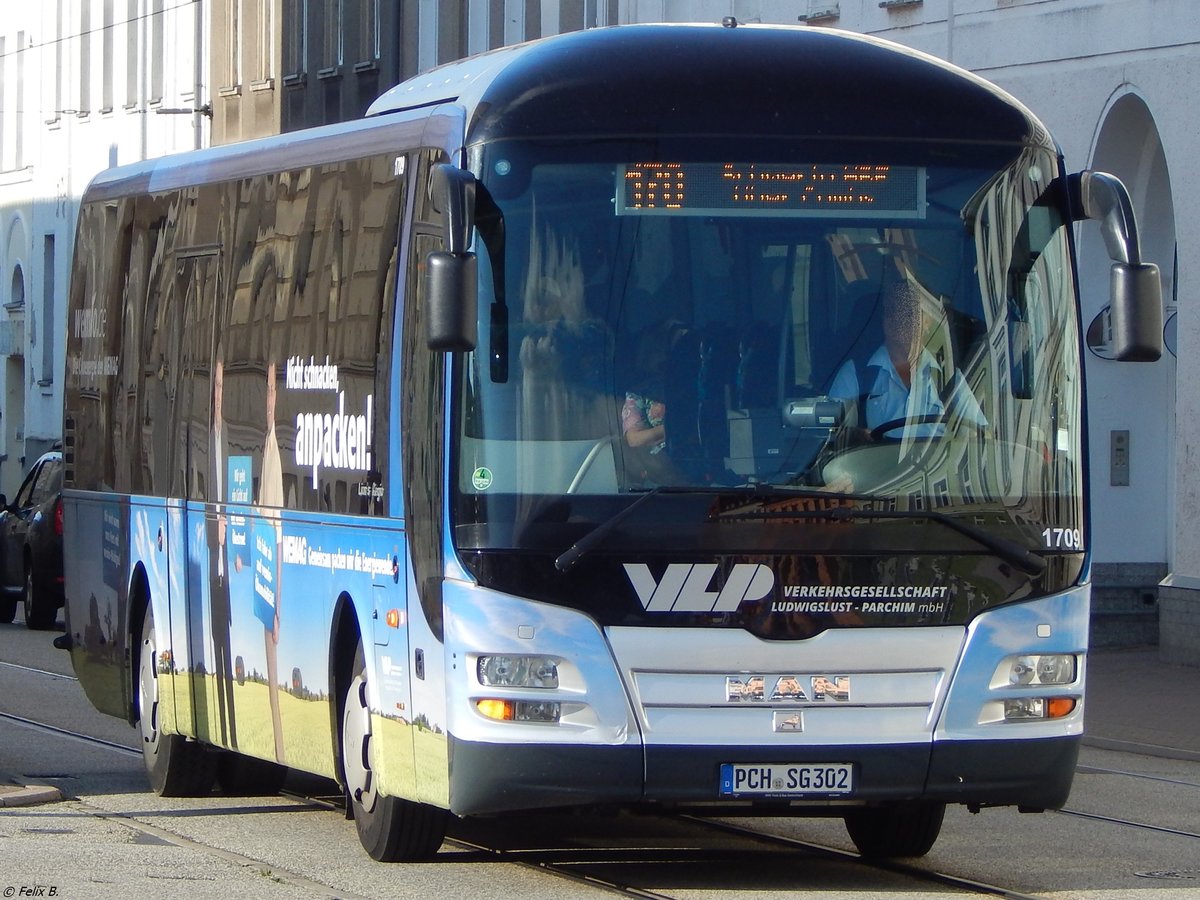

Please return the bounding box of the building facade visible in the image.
[0,0,209,495]
[213,1,623,142]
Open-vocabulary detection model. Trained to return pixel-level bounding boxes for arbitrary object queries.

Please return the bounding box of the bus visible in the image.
[62,22,1162,862]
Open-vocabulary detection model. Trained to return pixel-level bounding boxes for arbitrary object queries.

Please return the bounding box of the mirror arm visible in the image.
[1070,170,1162,362]
[431,163,476,255]
[1070,170,1141,265]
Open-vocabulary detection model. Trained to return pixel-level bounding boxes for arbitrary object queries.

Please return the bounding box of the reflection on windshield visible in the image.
[456,145,1083,549]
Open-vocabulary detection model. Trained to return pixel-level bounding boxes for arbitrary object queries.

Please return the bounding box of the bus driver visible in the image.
[827,281,986,439]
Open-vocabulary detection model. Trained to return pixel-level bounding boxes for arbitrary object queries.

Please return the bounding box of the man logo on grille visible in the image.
[623,563,774,612]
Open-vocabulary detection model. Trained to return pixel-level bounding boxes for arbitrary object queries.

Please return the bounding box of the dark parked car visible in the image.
[0,450,64,630]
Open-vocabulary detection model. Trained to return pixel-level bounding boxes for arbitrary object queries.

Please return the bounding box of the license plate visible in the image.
[719,763,854,797]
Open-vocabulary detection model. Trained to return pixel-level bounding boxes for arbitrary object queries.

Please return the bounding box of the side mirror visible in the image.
[426,164,479,351]
[1108,261,1163,362]
[1073,170,1162,361]
[426,252,478,351]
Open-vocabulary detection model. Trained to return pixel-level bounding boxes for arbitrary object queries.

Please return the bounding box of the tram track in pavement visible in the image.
[0,659,78,681]
[0,709,141,758]
[681,816,1046,900]
[276,784,1054,898]
[1075,761,1200,790]
[1058,761,1200,840]
[0,710,1126,899]
[438,813,1047,900]
[5,694,1199,897]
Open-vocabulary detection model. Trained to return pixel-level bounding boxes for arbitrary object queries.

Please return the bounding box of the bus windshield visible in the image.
[454,139,1083,571]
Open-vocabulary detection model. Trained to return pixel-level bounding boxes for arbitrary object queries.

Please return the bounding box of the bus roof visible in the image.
[367,23,1050,151]
[83,23,1052,206]
[80,109,444,203]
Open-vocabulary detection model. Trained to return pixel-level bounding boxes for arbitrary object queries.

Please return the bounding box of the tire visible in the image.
[22,562,57,630]
[342,643,447,861]
[844,801,946,858]
[216,751,288,796]
[137,605,216,797]
[0,595,15,624]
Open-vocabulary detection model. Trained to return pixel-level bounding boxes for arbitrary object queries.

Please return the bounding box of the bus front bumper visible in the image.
[446,733,1079,816]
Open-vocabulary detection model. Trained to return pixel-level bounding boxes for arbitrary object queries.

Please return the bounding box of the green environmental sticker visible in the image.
[472,467,494,491]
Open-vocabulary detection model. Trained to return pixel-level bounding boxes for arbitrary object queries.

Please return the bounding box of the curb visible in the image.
[0,781,63,808]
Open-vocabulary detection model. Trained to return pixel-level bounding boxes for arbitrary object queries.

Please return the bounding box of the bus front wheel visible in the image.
[342,644,447,861]
[137,605,216,797]
[843,800,945,858]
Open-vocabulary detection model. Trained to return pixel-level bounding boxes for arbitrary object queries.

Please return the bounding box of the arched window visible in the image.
[10,263,24,308]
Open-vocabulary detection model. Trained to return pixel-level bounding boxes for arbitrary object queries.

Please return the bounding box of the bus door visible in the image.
[171,248,233,749]
[369,573,414,795]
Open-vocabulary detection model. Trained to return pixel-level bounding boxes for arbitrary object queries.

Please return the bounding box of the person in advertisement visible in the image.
[256,358,286,763]
[208,348,239,749]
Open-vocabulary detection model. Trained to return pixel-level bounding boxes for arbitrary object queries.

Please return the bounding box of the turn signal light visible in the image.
[475,698,561,723]
[476,699,514,721]
[1046,697,1077,718]
[1003,696,1077,721]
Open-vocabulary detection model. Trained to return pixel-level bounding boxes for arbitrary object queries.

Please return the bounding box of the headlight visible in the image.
[995,653,1077,687]
[477,655,560,689]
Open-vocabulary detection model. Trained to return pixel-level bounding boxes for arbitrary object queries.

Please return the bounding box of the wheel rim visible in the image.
[342,672,377,813]
[138,619,161,755]
[21,567,33,620]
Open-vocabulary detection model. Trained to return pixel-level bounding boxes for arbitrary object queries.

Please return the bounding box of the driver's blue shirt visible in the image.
[828,346,986,435]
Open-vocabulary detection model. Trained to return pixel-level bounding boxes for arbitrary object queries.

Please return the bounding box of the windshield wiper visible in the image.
[553,483,861,573]
[552,484,1044,577]
[555,486,667,572]
[719,504,1045,577]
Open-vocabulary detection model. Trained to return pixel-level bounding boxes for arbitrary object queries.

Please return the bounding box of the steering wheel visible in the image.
[869,414,945,441]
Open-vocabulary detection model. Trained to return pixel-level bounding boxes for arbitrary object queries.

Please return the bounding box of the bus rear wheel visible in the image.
[137,605,216,797]
[342,644,447,861]
[843,800,945,858]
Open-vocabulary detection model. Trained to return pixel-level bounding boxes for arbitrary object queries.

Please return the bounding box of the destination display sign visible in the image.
[617,162,926,218]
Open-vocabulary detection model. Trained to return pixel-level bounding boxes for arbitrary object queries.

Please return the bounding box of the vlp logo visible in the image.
[624,563,774,613]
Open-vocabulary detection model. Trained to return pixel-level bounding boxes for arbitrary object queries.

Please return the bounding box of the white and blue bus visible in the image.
[62,22,1161,861]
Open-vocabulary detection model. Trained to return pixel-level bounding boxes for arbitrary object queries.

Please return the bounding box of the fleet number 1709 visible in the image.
[1042,527,1083,549]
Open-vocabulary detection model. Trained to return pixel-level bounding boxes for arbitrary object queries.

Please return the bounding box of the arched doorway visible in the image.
[3,217,28,496]
[1079,91,1175,644]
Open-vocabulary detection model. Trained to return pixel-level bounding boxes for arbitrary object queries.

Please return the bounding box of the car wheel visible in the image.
[342,642,446,861]
[138,604,216,796]
[22,562,57,630]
